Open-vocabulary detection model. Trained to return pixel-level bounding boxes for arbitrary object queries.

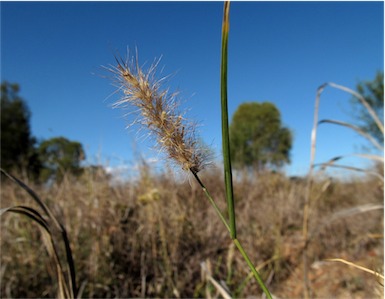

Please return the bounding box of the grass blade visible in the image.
[315,163,384,181]
[0,206,50,231]
[220,0,236,240]
[0,168,77,298]
[328,82,384,134]
[318,119,383,151]
[1,206,71,298]
[219,3,272,298]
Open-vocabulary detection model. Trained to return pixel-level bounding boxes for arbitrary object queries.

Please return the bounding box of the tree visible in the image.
[38,137,85,182]
[351,71,384,145]
[229,101,292,171]
[1,81,41,178]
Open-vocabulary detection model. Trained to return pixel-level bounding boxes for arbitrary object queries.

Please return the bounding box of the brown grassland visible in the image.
[0,162,383,298]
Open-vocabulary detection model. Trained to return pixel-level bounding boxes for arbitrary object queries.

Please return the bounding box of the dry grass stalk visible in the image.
[302,81,384,298]
[325,258,384,280]
[106,54,208,174]
[200,260,232,299]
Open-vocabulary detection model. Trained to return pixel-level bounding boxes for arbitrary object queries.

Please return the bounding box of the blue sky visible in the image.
[1,1,384,177]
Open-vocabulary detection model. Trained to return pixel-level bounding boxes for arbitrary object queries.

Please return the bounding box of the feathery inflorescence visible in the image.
[108,54,208,174]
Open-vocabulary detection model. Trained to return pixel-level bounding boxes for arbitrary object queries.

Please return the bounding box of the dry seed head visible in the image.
[108,54,208,174]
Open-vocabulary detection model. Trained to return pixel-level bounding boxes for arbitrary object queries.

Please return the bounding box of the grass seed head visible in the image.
[108,54,208,174]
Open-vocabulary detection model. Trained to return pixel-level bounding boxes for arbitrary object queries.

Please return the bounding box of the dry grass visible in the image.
[1,163,383,298]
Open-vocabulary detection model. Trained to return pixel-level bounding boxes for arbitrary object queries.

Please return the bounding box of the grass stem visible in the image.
[191,170,273,298]
[218,2,272,297]
[221,0,237,240]
[190,169,230,233]
[233,239,273,299]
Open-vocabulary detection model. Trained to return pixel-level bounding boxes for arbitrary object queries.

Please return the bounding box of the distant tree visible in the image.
[229,101,292,171]
[38,137,85,182]
[1,81,41,178]
[351,71,384,145]
[81,165,111,182]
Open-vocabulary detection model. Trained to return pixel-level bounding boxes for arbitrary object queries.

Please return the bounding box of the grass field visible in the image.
[1,162,383,298]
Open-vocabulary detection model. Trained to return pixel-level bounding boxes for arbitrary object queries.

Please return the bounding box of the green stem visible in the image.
[192,3,273,298]
[221,0,237,240]
[190,170,231,234]
[191,170,272,298]
[234,239,273,299]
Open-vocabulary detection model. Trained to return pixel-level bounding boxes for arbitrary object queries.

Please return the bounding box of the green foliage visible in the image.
[1,81,41,178]
[37,137,85,182]
[229,102,292,170]
[352,71,384,145]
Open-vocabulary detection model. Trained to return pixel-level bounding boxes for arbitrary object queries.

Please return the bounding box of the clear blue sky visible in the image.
[1,1,384,177]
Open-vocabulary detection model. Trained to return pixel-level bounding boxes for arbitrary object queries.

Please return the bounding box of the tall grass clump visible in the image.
[107,2,272,297]
[302,82,384,298]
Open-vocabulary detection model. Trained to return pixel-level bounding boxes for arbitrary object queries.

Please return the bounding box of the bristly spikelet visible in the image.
[107,53,208,174]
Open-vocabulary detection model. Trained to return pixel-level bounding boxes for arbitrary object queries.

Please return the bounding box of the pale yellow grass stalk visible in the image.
[325,258,384,280]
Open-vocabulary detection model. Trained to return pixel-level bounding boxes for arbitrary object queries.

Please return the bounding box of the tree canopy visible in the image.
[1,81,89,183]
[229,101,292,171]
[1,81,40,177]
[38,137,85,182]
